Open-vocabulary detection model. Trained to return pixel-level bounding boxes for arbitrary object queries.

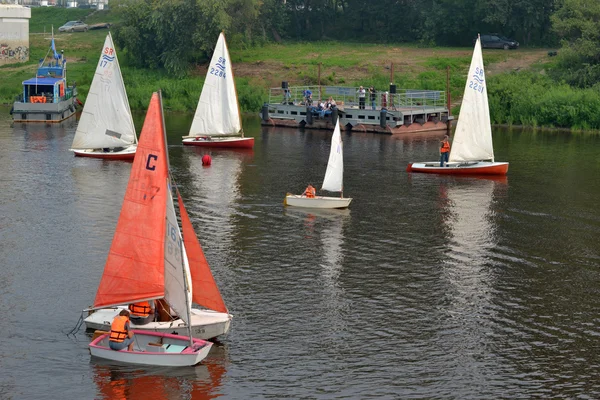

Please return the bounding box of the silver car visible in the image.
[58,21,89,33]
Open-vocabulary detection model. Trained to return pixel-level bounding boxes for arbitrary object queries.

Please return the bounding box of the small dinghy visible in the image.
[183,32,254,149]
[89,330,212,367]
[407,35,508,176]
[285,118,352,209]
[70,33,138,160]
[87,92,215,367]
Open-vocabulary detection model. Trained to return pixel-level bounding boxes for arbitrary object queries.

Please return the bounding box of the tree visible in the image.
[550,0,600,87]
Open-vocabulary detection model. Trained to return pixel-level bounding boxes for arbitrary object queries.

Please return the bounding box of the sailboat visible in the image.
[182,32,254,149]
[406,35,509,175]
[70,33,137,160]
[284,119,352,209]
[88,92,220,366]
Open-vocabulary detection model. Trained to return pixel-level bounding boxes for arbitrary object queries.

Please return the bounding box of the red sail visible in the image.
[177,192,228,313]
[94,93,169,308]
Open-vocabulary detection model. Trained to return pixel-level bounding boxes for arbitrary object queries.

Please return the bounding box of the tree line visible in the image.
[111,0,599,89]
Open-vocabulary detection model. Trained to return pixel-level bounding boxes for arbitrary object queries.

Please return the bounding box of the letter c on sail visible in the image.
[146,154,158,170]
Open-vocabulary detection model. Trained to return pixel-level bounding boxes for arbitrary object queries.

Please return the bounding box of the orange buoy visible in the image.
[202,154,212,166]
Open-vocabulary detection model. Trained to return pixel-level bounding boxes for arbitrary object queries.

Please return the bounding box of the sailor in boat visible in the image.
[109,309,134,351]
[440,135,451,167]
[302,184,316,198]
[128,300,156,325]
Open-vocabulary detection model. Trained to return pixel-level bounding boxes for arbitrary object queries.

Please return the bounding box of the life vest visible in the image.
[305,186,316,198]
[109,316,129,343]
[441,141,450,153]
[129,301,152,317]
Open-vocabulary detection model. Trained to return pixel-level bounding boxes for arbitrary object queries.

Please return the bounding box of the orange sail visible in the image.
[93,93,169,308]
[177,191,228,313]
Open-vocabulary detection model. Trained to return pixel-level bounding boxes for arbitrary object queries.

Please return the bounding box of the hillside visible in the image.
[0,8,552,112]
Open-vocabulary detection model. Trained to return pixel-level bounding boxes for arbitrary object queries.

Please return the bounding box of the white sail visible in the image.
[321,120,344,193]
[188,32,241,137]
[449,36,495,163]
[164,189,192,326]
[71,33,136,150]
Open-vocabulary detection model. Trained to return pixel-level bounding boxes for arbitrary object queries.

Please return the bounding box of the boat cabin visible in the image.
[21,61,72,104]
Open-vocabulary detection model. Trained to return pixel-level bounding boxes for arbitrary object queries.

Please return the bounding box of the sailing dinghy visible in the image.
[182,32,254,149]
[406,35,508,175]
[88,92,218,366]
[70,33,137,160]
[285,119,352,209]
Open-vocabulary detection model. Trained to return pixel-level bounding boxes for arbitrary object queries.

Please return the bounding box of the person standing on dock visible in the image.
[440,135,451,167]
[369,87,377,110]
[357,86,366,109]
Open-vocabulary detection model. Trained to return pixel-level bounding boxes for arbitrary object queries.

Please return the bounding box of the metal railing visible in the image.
[270,85,446,110]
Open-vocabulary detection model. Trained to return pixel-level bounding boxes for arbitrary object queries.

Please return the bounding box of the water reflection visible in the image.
[438,176,507,379]
[92,344,228,399]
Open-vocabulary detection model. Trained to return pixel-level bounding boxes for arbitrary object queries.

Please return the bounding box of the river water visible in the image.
[0,109,599,399]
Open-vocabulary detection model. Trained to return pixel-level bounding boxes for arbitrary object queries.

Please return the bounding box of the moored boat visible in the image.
[12,34,78,123]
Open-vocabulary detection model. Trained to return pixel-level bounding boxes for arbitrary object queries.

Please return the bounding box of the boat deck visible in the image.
[261,85,453,134]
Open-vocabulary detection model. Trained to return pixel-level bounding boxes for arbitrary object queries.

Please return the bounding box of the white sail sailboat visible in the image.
[88,92,215,366]
[285,119,352,209]
[70,33,137,160]
[182,32,254,149]
[407,35,508,175]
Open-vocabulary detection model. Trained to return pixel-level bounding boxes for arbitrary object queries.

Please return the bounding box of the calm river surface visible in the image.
[1,109,599,399]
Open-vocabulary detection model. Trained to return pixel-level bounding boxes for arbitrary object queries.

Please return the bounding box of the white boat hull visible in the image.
[84,307,232,340]
[89,330,212,367]
[285,194,352,209]
[71,145,137,160]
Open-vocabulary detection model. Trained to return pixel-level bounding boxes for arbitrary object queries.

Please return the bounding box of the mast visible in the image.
[159,90,194,348]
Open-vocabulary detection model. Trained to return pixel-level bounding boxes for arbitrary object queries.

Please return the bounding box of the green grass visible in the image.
[5,8,592,131]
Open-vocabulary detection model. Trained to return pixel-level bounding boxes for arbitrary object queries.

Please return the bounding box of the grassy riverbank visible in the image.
[2,8,598,130]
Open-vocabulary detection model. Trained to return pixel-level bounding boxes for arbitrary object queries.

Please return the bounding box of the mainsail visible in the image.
[449,36,495,163]
[178,192,228,313]
[321,119,344,193]
[93,93,168,309]
[72,33,136,150]
[188,32,242,137]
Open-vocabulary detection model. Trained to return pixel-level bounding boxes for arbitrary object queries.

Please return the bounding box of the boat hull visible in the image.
[284,194,352,209]
[84,307,232,340]
[183,137,254,149]
[72,145,137,160]
[89,330,212,367]
[406,161,509,175]
[12,96,77,123]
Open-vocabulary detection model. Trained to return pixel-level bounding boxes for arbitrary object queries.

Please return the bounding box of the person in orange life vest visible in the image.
[109,309,134,351]
[128,300,155,325]
[440,135,451,167]
[303,184,316,198]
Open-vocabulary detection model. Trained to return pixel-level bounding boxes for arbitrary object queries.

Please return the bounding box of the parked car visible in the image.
[58,21,88,33]
[476,34,519,50]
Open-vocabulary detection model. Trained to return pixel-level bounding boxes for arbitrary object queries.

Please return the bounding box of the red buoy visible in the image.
[202,154,212,166]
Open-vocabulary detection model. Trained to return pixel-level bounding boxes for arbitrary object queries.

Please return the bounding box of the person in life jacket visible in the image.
[440,135,451,167]
[128,300,155,325]
[109,309,134,351]
[303,184,316,198]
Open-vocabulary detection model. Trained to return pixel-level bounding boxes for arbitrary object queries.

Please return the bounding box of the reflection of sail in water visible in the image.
[440,178,505,372]
[92,344,228,399]
[186,153,243,253]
